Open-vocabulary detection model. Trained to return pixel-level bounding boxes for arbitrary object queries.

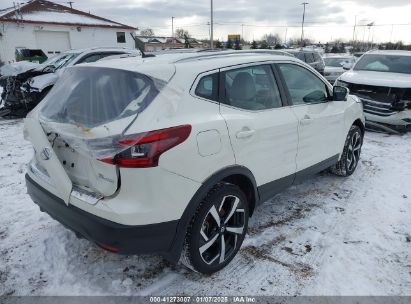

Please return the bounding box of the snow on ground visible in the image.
[0,119,410,296]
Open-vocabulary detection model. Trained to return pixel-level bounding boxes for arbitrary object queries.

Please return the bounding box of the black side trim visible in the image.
[167,165,259,262]
[257,154,340,202]
[294,154,339,184]
[257,174,295,203]
[26,174,178,256]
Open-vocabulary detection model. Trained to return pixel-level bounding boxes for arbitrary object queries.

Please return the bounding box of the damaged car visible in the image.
[0,47,140,118]
[24,52,364,274]
[323,54,356,84]
[335,50,411,133]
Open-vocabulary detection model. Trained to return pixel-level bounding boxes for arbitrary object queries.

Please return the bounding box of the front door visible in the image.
[276,63,345,180]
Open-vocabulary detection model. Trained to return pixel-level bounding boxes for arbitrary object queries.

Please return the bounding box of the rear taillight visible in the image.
[100,125,191,168]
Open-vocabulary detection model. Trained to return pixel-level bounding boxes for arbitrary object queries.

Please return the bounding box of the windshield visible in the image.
[324,57,354,67]
[354,54,411,74]
[40,52,81,70]
[40,67,165,128]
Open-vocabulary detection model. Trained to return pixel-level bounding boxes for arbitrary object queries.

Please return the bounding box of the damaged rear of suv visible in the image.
[336,50,411,133]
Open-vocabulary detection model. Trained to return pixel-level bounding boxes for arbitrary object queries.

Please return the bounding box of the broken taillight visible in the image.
[100,125,192,168]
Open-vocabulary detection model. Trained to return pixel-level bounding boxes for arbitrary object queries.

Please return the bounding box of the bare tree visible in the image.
[175,28,190,39]
[263,33,281,47]
[140,28,155,37]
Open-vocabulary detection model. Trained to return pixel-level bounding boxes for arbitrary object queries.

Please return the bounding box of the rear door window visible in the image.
[305,53,315,63]
[296,52,306,61]
[313,53,322,62]
[223,65,282,110]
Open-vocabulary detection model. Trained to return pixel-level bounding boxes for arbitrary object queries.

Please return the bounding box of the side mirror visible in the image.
[342,63,352,70]
[333,86,349,101]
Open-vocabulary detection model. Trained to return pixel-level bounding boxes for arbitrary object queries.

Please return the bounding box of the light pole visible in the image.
[284,27,288,45]
[241,24,244,42]
[171,16,175,40]
[352,15,357,43]
[301,2,308,47]
[210,0,214,49]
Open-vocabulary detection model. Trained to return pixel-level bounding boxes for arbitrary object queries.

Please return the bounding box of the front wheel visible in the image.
[181,183,249,274]
[331,125,363,177]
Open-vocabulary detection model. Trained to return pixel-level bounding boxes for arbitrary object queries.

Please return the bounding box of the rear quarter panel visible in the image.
[124,70,236,184]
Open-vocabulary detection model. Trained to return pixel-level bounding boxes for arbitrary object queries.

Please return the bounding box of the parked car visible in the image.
[0,47,140,118]
[287,49,325,74]
[323,54,356,83]
[24,52,364,274]
[335,50,411,133]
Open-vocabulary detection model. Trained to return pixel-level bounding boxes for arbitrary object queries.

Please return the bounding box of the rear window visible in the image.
[40,67,165,128]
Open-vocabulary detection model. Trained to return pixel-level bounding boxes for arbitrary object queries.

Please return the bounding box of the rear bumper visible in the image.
[26,174,179,255]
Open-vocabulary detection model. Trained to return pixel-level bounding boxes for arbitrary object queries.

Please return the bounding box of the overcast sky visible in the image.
[6,0,411,43]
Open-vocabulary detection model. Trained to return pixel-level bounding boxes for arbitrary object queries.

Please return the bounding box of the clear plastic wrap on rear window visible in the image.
[40,66,166,128]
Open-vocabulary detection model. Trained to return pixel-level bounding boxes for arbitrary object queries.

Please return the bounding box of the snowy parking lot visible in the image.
[0,119,410,296]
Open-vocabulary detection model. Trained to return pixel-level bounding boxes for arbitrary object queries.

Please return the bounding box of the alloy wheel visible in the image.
[347,131,362,172]
[198,195,245,265]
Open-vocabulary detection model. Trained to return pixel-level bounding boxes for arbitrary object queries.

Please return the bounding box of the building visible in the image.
[0,0,137,63]
[134,36,207,52]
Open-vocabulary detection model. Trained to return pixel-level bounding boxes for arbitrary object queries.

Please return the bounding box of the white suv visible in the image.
[24,52,365,274]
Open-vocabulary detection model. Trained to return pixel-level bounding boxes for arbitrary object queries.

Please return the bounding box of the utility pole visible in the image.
[171,16,175,41]
[241,24,244,42]
[210,0,214,49]
[352,15,357,43]
[284,27,288,45]
[300,2,308,47]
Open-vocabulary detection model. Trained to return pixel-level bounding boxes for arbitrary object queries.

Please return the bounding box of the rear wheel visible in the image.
[331,125,363,177]
[181,183,249,274]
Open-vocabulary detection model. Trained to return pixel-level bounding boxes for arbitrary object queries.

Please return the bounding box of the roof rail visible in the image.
[173,49,294,63]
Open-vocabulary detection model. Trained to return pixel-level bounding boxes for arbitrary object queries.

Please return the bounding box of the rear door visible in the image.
[219,63,299,201]
[276,62,345,180]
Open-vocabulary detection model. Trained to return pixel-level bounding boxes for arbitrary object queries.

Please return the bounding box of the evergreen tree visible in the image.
[226,39,233,49]
[250,40,258,49]
[215,40,223,49]
[259,40,269,49]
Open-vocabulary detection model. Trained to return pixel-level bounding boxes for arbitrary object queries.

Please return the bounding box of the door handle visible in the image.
[236,129,255,139]
[300,115,313,126]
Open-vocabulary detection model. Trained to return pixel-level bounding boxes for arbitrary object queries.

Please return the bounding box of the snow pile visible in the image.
[0,121,410,296]
[23,11,125,27]
[0,61,39,77]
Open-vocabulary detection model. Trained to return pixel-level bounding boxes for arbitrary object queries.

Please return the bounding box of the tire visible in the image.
[181,183,249,274]
[331,125,363,177]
